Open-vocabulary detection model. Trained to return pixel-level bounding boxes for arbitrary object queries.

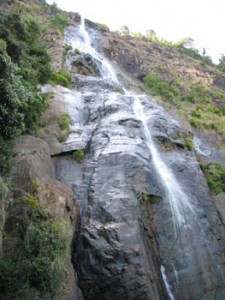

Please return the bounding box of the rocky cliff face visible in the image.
[100,30,225,89]
[53,20,225,299]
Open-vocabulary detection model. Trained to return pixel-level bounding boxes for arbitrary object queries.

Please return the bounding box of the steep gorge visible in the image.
[1,1,225,299]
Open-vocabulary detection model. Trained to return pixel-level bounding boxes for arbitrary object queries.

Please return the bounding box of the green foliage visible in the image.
[0,178,8,200]
[0,51,49,139]
[57,113,71,142]
[141,192,161,204]
[0,194,67,299]
[49,11,68,35]
[202,162,225,195]
[0,138,11,175]
[218,54,225,73]
[0,8,51,176]
[184,138,193,151]
[72,149,85,163]
[119,25,130,36]
[144,69,225,138]
[50,68,71,87]
[144,74,179,101]
[178,47,213,66]
[0,10,52,85]
[58,113,71,130]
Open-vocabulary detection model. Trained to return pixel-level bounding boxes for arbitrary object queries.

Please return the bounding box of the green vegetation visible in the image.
[0,2,72,174]
[57,113,71,142]
[144,74,179,101]
[58,113,71,130]
[49,11,69,35]
[141,192,161,204]
[201,162,225,195]
[144,72,225,139]
[0,193,67,299]
[72,149,85,163]
[0,8,53,174]
[50,68,71,87]
[184,138,193,151]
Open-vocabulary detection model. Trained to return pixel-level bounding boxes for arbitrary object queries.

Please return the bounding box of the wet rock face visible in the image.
[65,50,101,77]
[70,95,165,299]
[54,79,225,299]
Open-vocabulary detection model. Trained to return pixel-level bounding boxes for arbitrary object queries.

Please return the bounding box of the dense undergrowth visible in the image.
[0,1,71,298]
[0,1,69,174]
[0,192,68,299]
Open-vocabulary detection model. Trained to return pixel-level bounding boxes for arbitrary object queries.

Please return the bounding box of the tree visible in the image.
[218,54,225,73]
[119,25,130,36]
[145,29,157,41]
[0,41,48,139]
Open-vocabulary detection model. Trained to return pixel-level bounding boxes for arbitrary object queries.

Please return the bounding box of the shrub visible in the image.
[57,113,71,142]
[58,113,70,130]
[141,192,161,204]
[72,149,85,163]
[0,138,11,175]
[0,51,49,139]
[0,194,67,299]
[202,162,225,195]
[49,12,68,35]
[184,138,193,151]
[50,68,71,87]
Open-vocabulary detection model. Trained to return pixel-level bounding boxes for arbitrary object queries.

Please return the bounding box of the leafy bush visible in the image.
[0,10,52,85]
[184,138,193,151]
[202,162,225,195]
[58,113,70,130]
[49,12,68,35]
[50,68,71,87]
[141,192,161,204]
[72,149,85,163]
[0,194,67,299]
[57,113,71,142]
[0,50,48,139]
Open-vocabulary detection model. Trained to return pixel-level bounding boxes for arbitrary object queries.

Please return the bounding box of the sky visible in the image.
[47,0,225,63]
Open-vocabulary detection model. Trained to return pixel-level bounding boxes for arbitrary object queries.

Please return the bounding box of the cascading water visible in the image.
[57,16,225,299]
[132,93,194,235]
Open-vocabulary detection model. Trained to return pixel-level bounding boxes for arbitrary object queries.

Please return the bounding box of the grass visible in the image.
[201,162,225,195]
[57,113,71,142]
[144,73,225,142]
[58,113,70,130]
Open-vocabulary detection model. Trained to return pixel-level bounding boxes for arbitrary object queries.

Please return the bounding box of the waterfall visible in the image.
[77,16,120,84]
[160,265,175,300]
[132,93,194,235]
[59,15,225,300]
